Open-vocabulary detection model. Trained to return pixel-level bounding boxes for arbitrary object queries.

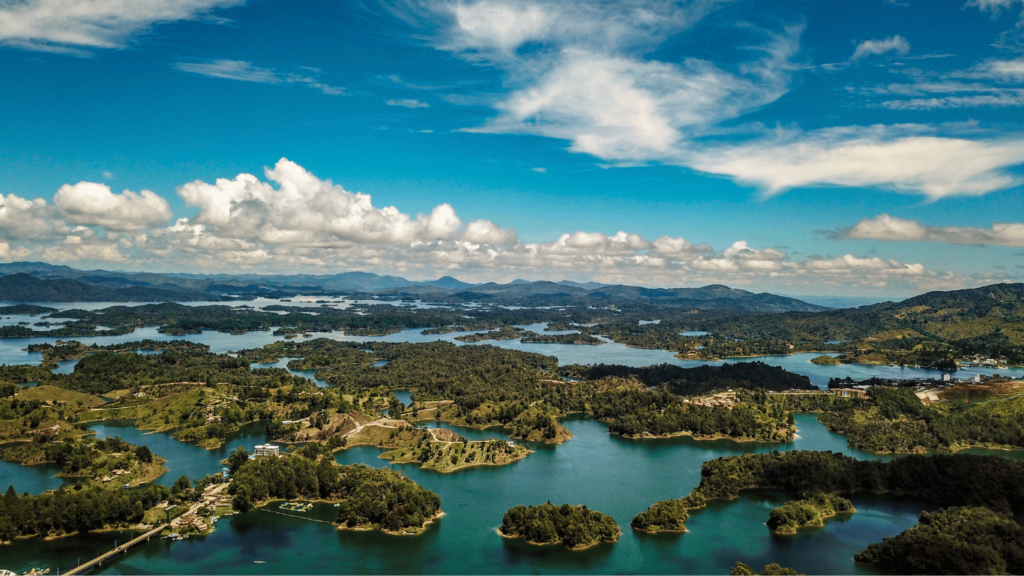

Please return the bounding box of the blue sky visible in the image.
[1,0,1023,296]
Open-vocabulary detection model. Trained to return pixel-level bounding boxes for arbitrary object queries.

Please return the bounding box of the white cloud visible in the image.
[462,220,518,245]
[176,157,469,245]
[176,60,279,83]
[0,158,957,292]
[0,194,58,239]
[839,213,1024,247]
[966,0,1022,15]
[0,0,242,53]
[403,1,1024,199]
[955,57,1024,82]
[690,125,1024,199]
[530,167,547,174]
[386,99,430,108]
[53,182,172,231]
[851,35,910,60]
[175,60,344,95]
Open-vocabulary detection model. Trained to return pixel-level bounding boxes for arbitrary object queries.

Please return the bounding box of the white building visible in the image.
[942,373,951,382]
[254,444,280,457]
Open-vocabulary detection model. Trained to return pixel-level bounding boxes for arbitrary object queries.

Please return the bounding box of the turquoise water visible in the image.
[0,312,1020,387]
[2,305,1024,573]
[0,414,966,574]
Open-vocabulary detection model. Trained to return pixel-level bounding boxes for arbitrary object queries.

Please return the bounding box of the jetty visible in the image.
[64,524,167,575]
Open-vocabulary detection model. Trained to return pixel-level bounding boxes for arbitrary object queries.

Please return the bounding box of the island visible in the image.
[631,451,1024,533]
[854,506,1024,575]
[229,454,443,535]
[766,492,856,534]
[499,503,620,551]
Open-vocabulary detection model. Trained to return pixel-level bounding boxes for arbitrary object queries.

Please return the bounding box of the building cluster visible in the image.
[683,392,739,410]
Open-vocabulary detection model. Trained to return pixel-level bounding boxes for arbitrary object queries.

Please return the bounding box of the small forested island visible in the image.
[854,506,1024,575]
[731,561,802,575]
[229,454,442,534]
[499,502,620,551]
[766,492,856,534]
[632,450,1024,533]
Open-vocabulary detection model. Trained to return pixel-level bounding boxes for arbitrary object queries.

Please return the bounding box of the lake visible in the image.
[0,414,955,574]
[2,302,1024,574]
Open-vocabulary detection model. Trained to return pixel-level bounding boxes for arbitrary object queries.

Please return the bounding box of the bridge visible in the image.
[64,524,167,575]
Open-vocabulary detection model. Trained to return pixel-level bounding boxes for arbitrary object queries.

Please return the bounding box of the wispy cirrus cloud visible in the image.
[380,0,1024,200]
[836,213,1024,247]
[386,98,430,108]
[0,0,243,54]
[174,60,344,95]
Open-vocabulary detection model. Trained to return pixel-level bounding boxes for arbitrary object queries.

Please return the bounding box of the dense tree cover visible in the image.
[557,362,815,395]
[0,304,57,315]
[229,455,441,533]
[500,503,620,550]
[817,386,1024,453]
[0,483,170,540]
[630,498,692,532]
[255,340,797,443]
[634,451,1024,532]
[591,389,794,441]
[520,331,604,345]
[730,562,801,575]
[854,507,1024,575]
[37,347,317,394]
[27,339,208,364]
[766,492,855,533]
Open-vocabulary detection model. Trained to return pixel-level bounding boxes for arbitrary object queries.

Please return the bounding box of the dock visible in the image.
[64,524,167,575]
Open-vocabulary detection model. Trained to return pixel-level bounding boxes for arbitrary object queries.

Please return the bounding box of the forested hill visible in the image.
[557,362,815,395]
[0,261,825,312]
[376,282,827,311]
[691,282,1024,366]
[0,273,218,302]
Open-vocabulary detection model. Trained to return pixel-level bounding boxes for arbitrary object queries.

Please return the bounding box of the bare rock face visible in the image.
[427,427,461,442]
[293,412,373,442]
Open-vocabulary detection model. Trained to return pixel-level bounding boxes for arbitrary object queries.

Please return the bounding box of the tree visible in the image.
[227,446,250,474]
[233,485,253,513]
[731,562,756,575]
[135,445,153,464]
[172,475,192,494]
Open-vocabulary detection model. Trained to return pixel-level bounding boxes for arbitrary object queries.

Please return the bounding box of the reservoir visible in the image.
[0,414,998,574]
[2,304,1024,573]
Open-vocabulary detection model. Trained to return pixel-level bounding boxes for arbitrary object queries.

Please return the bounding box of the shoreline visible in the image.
[495,527,614,551]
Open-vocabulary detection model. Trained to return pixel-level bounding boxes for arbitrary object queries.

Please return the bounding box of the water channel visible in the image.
[2,299,1024,573]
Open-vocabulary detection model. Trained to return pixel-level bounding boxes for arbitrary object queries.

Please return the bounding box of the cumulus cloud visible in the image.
[690,125,1024,199]
[54,182,172,231]
[837,213,1024,247]
[0,158,952,292]
[851,35,910,60]
[0,0,242,53]
[178,158,452,244]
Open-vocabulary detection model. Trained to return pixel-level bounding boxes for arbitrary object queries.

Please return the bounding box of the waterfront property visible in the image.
[253,444,280,458]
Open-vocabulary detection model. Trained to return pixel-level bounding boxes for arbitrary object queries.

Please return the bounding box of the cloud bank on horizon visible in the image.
[1,0,1023,295]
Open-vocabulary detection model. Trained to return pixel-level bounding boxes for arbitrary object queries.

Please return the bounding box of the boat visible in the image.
[253,561,266,564]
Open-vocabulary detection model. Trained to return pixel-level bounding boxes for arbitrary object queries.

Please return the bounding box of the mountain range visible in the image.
[0,261,826,312]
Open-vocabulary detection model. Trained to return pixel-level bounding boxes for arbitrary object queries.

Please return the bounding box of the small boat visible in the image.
[253,561,265,564]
